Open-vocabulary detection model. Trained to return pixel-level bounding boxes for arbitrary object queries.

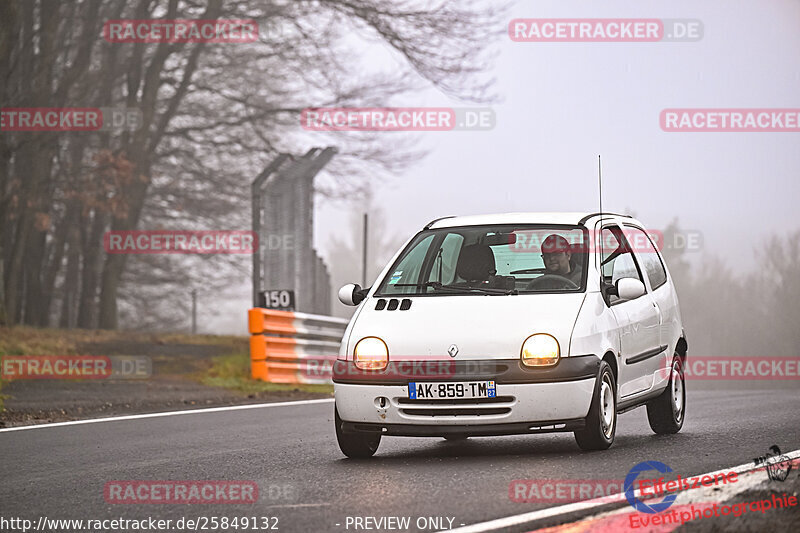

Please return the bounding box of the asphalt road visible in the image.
[2,389,799,533]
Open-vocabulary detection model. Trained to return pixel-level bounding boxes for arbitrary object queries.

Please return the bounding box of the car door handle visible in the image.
[652,301,663,323]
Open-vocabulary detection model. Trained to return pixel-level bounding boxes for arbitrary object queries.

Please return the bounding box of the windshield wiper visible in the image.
[383,282,517,295]
[426,282,517,295]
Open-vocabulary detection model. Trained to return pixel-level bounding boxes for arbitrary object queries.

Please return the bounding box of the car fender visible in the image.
[569,291,620,364]
[340,235,415,358]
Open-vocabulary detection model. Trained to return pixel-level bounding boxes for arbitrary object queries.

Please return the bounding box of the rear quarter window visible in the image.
[625,225,668,289]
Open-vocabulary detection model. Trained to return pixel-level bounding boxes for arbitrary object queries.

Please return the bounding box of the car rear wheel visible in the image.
[574,361,616,451]
[334,404,381,458]
[646,355,685,434]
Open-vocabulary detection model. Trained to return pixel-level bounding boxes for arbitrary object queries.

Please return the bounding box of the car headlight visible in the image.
[354,336,389,370]
[520,333,560,367]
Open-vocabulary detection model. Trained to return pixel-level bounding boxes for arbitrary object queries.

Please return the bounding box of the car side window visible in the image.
[380,234,434,294]
[611,253,639,284]
[426,233,464,286]
[601,226,644,304]
[625,225,668,289]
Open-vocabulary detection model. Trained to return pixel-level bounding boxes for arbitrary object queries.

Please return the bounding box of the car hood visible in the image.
[344,293,587,360]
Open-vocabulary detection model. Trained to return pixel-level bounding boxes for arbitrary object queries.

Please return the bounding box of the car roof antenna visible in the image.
[598,154,606,284]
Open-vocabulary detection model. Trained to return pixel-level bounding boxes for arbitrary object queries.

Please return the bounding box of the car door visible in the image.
[625,224,674,385]
[600,225,663,398]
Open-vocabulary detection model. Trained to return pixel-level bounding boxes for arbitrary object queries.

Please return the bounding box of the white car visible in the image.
[334,212,687,458]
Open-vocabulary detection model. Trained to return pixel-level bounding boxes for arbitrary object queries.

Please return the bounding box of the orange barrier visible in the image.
[248,308,348,383]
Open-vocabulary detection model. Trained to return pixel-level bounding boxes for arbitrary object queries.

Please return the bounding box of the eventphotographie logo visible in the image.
[625,461,677,514]
[754,445,795,482]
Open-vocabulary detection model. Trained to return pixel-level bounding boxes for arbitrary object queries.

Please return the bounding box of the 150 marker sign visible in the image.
[259,290,295,311]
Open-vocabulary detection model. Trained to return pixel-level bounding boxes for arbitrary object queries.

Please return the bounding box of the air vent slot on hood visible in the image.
[375,298,411,310]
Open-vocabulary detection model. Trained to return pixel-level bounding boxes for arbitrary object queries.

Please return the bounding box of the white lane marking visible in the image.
[449,449,800,532]
[264,503,332,508]
[0,398,334,433]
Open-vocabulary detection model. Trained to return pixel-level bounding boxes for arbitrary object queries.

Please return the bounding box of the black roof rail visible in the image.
[578,212,631,225]
[423,216,456,230]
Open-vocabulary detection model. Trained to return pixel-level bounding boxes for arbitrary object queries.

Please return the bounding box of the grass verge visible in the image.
[200,352,333,395]
[0,326,80,413]
[0,326,332,413]
[0,326,250,354]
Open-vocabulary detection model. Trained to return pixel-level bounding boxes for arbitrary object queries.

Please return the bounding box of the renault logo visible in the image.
[448,344,459,358]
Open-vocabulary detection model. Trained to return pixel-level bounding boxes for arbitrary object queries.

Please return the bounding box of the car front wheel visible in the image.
[574,361,616,451]
[334,404,381,458]
[646,355,685,434]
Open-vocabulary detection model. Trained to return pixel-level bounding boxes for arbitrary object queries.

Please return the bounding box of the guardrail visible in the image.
[248,308,348,383]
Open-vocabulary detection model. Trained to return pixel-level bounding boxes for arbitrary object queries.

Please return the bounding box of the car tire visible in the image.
[574,361,616,451]
[335,404,381,458]
[646,355,685,434]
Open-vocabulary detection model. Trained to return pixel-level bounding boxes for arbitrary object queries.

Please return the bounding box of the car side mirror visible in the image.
[338,283,368,306]
[616,277,646,300]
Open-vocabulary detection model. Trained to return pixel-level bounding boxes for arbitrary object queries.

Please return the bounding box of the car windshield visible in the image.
[375,225,588,296]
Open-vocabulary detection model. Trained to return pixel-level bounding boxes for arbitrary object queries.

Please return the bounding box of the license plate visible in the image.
[408,381,496,400]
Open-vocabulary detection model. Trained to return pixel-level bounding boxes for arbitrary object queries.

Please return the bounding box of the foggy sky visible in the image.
[212,0,800,333]
[316,0,800,273]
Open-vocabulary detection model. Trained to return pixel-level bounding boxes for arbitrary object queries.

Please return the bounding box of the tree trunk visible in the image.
[23,224,48,325]
[59,223,81,329]
[41,199,79,325]
[78,211,107,329]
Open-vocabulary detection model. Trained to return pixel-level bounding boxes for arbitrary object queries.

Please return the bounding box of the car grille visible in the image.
[396,395,515,418]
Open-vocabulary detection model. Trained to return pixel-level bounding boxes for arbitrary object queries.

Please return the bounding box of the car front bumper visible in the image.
[333,356,599,435]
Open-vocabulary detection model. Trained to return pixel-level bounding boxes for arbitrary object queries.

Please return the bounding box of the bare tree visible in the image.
[1,0,506,329]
